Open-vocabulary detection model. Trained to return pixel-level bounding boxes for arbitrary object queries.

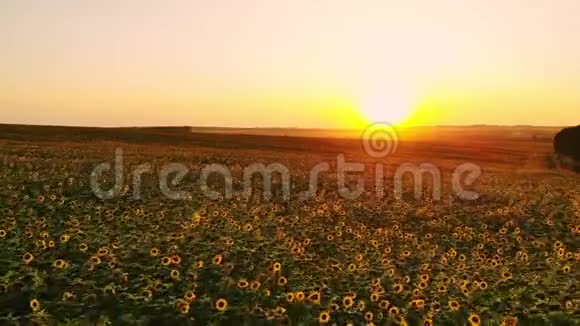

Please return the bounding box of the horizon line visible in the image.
[0,122,568,130]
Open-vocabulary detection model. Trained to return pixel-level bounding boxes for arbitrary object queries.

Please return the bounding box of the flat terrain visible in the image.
[0,124,578,325]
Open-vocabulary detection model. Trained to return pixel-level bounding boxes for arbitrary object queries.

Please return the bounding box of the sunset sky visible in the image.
[2,0,579,128]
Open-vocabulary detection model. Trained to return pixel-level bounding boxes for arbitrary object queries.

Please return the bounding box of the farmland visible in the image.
[0,124,578,325]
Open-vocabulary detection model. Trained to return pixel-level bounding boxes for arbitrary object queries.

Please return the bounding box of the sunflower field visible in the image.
[0,130,579,325]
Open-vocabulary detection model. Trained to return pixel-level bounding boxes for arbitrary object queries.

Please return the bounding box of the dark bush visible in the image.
[554,125,580,171]
[554,125,580,159]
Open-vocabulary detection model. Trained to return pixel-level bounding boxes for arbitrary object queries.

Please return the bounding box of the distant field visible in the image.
[0,123,561,166]
[0,124,578,325]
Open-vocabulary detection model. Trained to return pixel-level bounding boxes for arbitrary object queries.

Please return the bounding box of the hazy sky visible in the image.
[2,0,579,128]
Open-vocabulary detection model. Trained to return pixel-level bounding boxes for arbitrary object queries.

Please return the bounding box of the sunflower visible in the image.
[388,306,399,316]
[420,274,430,282]
[466,313,481,325]
[348,263,357,272]
[373,284,384,294]
[412,299,425,309]
[238,279,249,289]
[501,271,512,280]
[295,291,305,301]
[308,291,321,304]
[329,259,341,269]
[265,310,275,320]
[291,246,302,255]
[319,311,330,324]
[431,301,441,311]
[30,299,40,311]
[274,306,286,315]
[22,252,34,264]
[500,318,518,326]
[357,300,366,311]
[79,243,88,252]
[179,303,190,314]
[370,292,380,302]
[196,260,204,268]
[97,247,108,257]
[343,296,354,308]
[479,281,488,290]
[562,265,571,273]
[365,311,374,322]
[462,287,470,296]
[215,298,228,311]
[250,280,261,291]
[170,270,180,279]
[53,259,67,269]
[60,234,70,243]
[418,281,428,290]
[393,283,403,293]
[113,235,126,248]
[212,254,223,265]
[150,248,160,257]
[62,291,74,301]
[171,255,181,265]
[48,240,55,248]
[277,276,288,286]
[161,257,171,266]
[184,291,196,302]
[448,300,460,311]
[379,299,390,309]
[286,292,295,303]
[323,302,336,311]
[90,255,101,265]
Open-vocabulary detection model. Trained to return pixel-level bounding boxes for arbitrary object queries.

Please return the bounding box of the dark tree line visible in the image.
[554,125,580,171]
[554,125,580,159]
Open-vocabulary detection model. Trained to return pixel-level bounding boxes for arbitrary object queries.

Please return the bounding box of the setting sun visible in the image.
[358,86,416,126]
